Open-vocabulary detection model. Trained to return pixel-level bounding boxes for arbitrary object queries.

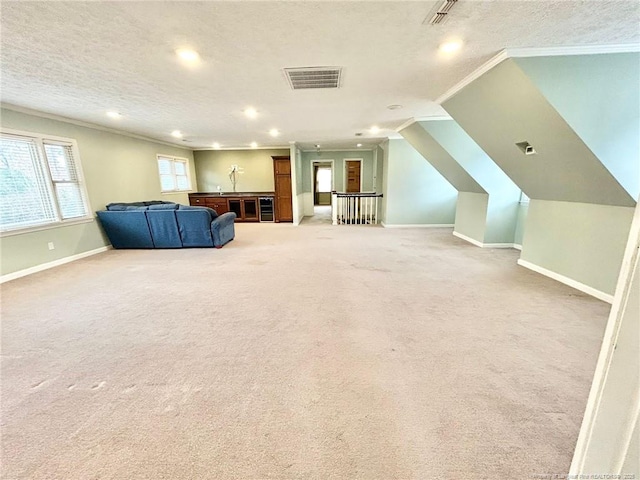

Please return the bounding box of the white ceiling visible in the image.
[1,1,639,151]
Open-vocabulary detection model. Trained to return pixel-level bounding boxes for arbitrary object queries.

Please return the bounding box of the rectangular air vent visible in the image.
[284,67,342,90]
[425,0,458,25]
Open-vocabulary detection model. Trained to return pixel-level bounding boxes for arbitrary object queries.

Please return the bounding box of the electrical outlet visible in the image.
[48,242,55,250]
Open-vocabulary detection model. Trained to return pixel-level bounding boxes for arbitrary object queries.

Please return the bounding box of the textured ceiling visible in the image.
[1,1,639,150]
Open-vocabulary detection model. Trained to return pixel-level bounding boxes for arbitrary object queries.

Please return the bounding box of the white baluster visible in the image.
[374,196,378,224]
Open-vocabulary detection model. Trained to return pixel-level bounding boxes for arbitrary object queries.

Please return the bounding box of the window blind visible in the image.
[0,132,90,233]
[157,155,191,192]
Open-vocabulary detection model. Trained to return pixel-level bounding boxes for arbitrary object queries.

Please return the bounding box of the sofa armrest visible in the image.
[210,212,236,248]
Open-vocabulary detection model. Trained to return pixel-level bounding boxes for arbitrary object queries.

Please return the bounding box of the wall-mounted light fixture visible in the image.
[516,141,536,156]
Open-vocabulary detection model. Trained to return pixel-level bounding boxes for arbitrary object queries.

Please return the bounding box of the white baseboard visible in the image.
[452,231,518,249]
[1,246,112,284]
[453,231,485,247]
[513,244,523,251]
[517,258,613,304]
[381,223,454,228]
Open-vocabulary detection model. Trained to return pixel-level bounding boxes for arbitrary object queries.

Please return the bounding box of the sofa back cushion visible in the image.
[148,203,179,210]
[145,210,182,248]
[178,204,218,219]
[106,202,147,211]
[96,211,154,248]
[175,209,214,247]
[106,201,175,211]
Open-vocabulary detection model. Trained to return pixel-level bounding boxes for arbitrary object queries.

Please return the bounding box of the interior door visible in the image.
[345,160,361,193]
[273,156,293,222]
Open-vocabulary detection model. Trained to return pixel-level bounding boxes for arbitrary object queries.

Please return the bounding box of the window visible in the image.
[157,155,191,192]
[0,130,91,234]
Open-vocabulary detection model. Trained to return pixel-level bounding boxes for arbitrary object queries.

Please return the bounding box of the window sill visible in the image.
[161,190,194,195]
[0,217,95,238]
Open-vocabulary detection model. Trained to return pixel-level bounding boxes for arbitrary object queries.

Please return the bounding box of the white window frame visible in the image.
[157,154,192,194]
[0,128,93,237]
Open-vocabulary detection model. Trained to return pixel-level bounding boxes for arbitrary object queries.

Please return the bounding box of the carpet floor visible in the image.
[1,224,609,479]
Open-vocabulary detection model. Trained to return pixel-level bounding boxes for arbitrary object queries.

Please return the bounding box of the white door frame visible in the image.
[343,158,363,192]
[310,160,334,207]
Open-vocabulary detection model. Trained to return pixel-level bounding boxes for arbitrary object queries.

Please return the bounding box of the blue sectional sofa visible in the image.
[96,201,236,249]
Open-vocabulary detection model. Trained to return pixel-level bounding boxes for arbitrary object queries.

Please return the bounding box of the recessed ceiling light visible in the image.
[250,142,258,148]
[370,126,380,134]
[176,49,200,62]
[171,130,183,138]
[244,107,258,119]
[387,104,403,110]
[106,111,122,119]
[439,40,463,54]
[212,142,221,149]
[357,143,363,147]
[269,129,280,137]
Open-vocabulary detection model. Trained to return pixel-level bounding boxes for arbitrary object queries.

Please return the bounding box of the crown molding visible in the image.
[394,118,417,132]
[394,114,452,133]
[0,103,193,150]
[300,148,375,153]
[195,145,290,151]
[437,43,640,105]
[436,50,509,105]
[505,43,640,58]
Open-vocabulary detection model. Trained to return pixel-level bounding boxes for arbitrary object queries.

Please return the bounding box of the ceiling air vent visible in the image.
[425,0,458,25]
[284,67,342,90]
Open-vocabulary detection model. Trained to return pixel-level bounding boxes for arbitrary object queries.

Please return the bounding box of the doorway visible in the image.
[313,163,333,206]
[308,160,334,224]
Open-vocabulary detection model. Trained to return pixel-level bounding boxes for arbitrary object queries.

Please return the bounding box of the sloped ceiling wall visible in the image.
[399,122,486,194]
[514,53,640,200]
[442,58,635,207]
[419,119,519,196]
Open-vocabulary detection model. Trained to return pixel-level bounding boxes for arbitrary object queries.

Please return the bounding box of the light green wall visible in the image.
[400,122,485,193]
[515,53,640,199]
[521,199,634,295]
[443,58,635,207]
[382,139,457,225]
[454,192,488,242]
[193,148,289,193]
[375,145,384,193]
[300,150,375,193]
[514,202,529,246]
[0,107,195,276]
[420,120,521,243]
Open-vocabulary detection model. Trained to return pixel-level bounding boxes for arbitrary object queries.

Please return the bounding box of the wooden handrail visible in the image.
[331,191,383,197]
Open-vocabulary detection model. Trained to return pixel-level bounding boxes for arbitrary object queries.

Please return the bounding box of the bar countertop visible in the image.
[189,192,275,197]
